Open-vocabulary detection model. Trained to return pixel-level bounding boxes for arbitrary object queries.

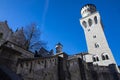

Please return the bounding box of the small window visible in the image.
[26,62,28,67]
[38,61,40,64]
[96,57,99,61]
[41,61,44,63]
[82,21,87,28]
[101,53,109,60]
[50,59,51,62]
[93,35,96,38]
[88,29,90,31]
[93,57,96,62]
[45,73,47,76]
[20,63,23,68]
[53,59,55,62]
[29,62,32,73]
[106,55,109,60]
[0,33,3,39]
[93,55,99,62]
[95,43,100,48]
[88,19,92,26]
[102,55,105,60]
[94,16,97,24]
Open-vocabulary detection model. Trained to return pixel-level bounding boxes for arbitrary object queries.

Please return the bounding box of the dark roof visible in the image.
[81,4,96,11]
[56,42,63,47]
[39,47,49,53]
[0,40,33,56]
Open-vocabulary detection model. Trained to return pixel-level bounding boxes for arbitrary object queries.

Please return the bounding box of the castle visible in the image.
[0,4,120,80]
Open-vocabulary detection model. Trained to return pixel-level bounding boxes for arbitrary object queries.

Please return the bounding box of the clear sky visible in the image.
[0,0,120,65]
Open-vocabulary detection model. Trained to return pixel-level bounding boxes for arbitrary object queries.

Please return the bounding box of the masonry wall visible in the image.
[17,57,59,80]
[67,58,82,80]
[0,44,120,80]
[66,58,120,80]
[85,63,120,80]
[0,46,20,72]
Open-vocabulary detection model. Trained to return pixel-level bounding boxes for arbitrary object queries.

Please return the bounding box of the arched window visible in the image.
[88,19,92,26]
[94,16,97,24]
[102,55,105,60]
[93,57,96,62]
[93,55,99,62]
[82,21,87,28]
[96,57,99,61]
[102,53,109,60]
[106,55,109,60]
[95,42,100,48]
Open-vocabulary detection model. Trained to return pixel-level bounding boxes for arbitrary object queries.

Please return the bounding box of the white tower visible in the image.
[80,4,117,67]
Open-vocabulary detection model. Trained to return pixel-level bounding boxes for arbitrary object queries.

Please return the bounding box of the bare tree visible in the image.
[24,23,47,52]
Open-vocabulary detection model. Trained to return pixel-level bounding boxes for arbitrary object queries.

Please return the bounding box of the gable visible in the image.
[0,21,12,40]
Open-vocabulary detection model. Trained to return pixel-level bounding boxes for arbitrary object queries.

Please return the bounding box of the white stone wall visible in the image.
[80,12,117,67]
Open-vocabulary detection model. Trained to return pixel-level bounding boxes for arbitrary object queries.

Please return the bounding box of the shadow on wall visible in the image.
[0,65,22,80]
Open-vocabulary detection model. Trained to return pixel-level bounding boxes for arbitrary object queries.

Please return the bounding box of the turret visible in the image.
[55,42,63,53]
[81,4,96,17]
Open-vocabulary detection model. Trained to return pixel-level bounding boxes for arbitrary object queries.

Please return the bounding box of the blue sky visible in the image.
[0,0,120,65]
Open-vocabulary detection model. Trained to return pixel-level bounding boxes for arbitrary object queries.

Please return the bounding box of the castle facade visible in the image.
[0,4,120,80]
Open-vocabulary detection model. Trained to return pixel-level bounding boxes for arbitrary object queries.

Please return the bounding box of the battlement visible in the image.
[81,4,96,17]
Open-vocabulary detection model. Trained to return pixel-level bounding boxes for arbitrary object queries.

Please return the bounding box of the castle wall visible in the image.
[0,46,21,72]
[67,58,82,80]
[85,63,120,80]
[66,57,120,80]
[17,56,59,80]
[0,46,120,80]
[0,41,34,73]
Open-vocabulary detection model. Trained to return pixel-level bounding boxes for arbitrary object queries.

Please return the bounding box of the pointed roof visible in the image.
[0,20,13,33]
[11,27,26,46]
[39,47,49,53]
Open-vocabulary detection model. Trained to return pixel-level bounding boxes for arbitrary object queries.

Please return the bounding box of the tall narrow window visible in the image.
[106,55,109,60]
[94,16,97,24]
[96,57,99,61]
[88,19,92,26]
[102,53,109,60]
[102,55,105,60]
[29,62,32,73]
[0,33,3,39]
[82,21,87,28]
[93,55,99,62]
[93,57,96,62]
